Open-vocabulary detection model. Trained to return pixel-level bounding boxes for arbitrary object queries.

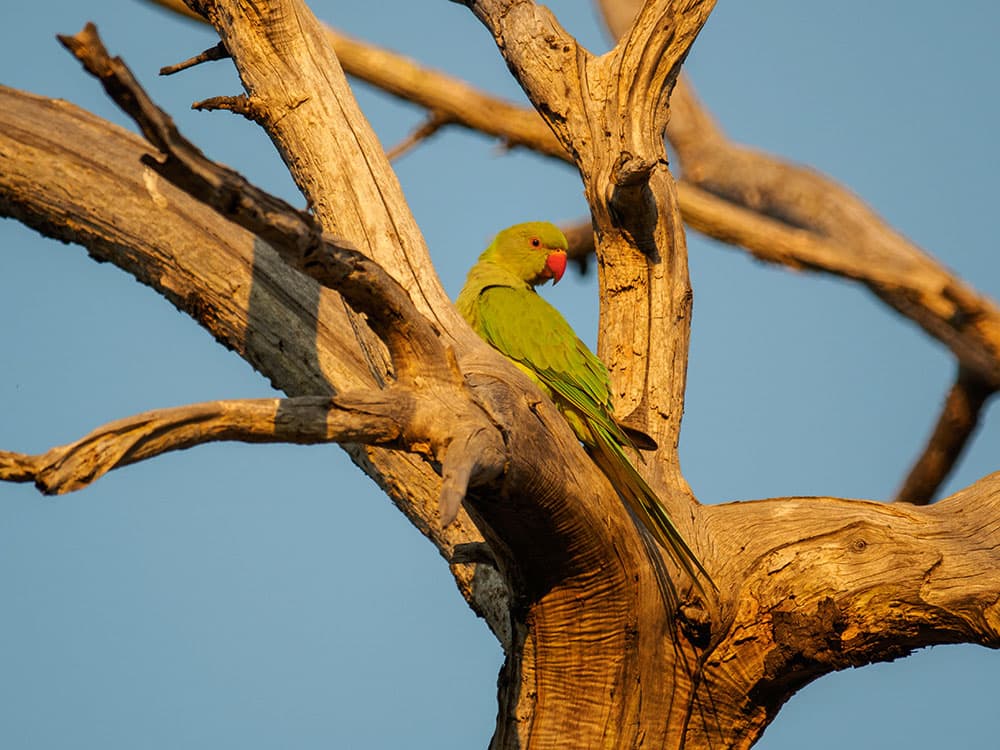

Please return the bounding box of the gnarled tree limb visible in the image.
[0,396,399,494]
[3,2,999,748]
[697,473,1000,748]
[156,0,1000,396]
[235,0,999,504]
[0,79,512,647]
[58,21,507,530]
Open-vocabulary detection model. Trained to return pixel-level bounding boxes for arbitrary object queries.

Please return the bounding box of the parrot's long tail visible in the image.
[589,424,715,598]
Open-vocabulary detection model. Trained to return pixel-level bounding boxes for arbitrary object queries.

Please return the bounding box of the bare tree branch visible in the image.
[158,40,229,75]
[57,22,506,525]
[0,396,400,494]
[61,23,439,381]
[185,0,467,342]
[699,474,1000,747]
[895,370,995,505]
[166,0,1000,395]
[147,4,1000,379]
[2,2,996,747]
[0,82,514,645]
[150,0,569,160]
[665,78,1000,387]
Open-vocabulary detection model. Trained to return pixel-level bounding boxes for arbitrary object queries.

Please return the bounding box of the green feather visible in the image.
[457,222,713,599]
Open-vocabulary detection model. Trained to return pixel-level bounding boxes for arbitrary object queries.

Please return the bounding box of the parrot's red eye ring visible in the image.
[530,237,541,248]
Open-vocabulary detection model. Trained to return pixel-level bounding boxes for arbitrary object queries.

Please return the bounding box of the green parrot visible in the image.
[457,221,712,596]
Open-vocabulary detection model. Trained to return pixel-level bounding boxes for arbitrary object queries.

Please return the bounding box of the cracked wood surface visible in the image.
[0,82,510,636]
[158,0,999,505]
[168,0,1000,393]
[1,1,998,748]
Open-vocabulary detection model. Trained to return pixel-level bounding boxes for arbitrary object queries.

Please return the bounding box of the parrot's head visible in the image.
[485,221,568,287]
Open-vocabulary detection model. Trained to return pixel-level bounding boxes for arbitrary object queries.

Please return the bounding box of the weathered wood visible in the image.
[0,396,402,493]
[1,1,998,748]
[0,83,507,639]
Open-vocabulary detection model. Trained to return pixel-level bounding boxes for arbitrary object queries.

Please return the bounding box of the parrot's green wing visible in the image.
[472,283,714,596]
[475,285,632,446]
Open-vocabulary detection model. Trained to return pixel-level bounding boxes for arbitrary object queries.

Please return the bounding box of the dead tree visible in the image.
[1,1,998,748]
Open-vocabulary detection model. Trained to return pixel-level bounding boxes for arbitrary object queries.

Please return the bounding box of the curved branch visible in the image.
[699,475,1000,746]
[895,370,995,505]
[60,23,445,384]
[665,78,1000,387]
[58,22,507,524]
[162,0,1000,394]
[0,396,399,494]
[0,384,505,527]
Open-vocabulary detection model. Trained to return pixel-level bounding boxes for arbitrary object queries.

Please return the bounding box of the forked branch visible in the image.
[146,0,1000,390]
[51,23,506,522]
[60,24,442,383]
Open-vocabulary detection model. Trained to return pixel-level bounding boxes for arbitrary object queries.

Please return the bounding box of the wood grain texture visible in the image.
[0,396,401,493]
[1,2,998,748]
[0,83,507,640]
[151,0,1000,395]
[147,1,1000,395]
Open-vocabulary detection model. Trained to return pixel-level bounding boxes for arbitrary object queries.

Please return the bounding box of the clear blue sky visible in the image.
[2,2,998,748]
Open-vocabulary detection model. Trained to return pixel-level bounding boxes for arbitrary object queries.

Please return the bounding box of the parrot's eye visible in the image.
[530,237,541,248]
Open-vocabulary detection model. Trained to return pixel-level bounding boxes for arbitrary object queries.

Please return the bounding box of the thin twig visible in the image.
[895,370,995,505]
[159,41,229,76]
[386,112,452,161]
[191,93,261,120]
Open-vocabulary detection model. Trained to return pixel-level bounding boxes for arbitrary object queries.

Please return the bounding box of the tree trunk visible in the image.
[1,1,999,748]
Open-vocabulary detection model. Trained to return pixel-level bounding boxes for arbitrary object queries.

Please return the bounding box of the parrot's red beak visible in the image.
[545,250,567,284]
